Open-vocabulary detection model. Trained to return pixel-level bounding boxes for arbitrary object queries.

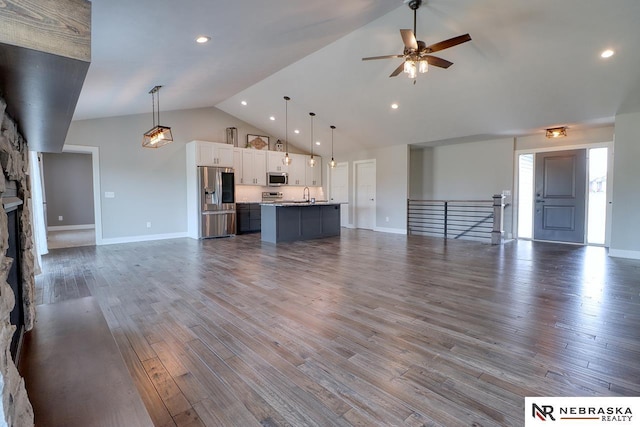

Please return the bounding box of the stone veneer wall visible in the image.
[0,97,35,425]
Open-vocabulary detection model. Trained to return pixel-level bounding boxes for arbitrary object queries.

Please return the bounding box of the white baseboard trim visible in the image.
[99,232,189,246]
[48,224,95,231]
[342,224,356,229]
[608,248,640,260]
[374,226,407,235]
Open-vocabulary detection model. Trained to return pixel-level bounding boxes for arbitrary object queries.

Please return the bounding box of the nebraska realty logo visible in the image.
[525,397,639,425]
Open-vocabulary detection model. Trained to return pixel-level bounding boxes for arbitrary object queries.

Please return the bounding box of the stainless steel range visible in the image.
[261,191,283,203]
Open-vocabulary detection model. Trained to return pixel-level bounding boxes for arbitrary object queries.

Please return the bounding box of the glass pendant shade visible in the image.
[329,125,336,169]
[308,112,315,167]
[282,96,292,165]
[143,85,173,148]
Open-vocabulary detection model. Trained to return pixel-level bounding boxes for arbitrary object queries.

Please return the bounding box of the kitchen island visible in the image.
[260,202,341,243]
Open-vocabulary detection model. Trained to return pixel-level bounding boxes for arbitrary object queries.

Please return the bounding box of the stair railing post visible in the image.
[444,201,448,239]
[491,194,505,245]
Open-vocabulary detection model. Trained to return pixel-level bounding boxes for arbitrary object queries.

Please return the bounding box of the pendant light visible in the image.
[142,85,173,148]
[329,125,337,169]
[283,96,292,165]
[308,112,316,167]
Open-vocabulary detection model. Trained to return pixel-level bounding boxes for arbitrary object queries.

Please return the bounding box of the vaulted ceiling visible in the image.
[75,0,640,158]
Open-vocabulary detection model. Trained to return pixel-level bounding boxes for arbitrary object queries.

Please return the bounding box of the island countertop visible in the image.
[260,201,343,207]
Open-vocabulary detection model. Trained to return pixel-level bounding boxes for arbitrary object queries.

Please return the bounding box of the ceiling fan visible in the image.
[362,0,471,80]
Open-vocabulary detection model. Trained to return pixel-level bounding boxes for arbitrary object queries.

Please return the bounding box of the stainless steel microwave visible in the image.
[267,172,288,186]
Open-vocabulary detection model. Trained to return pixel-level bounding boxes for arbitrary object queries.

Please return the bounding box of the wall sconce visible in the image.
[143,85,173,148]
[545,126,567,139]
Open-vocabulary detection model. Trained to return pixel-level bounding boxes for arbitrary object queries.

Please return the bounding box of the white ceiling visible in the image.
[75,0,640,158]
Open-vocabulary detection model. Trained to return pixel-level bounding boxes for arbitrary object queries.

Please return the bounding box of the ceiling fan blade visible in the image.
[362,54,404,61]
[425,55,453,69]
[390,62,405,77]
[400,29,418,51]
[426,33,471,53]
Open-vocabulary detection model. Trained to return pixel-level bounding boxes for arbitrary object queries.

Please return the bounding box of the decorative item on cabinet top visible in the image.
[226,127,238,146]
[247,134,269,150]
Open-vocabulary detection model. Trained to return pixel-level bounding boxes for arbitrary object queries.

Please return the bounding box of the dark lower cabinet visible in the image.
[237,203,261,234]
[261,204,341,243]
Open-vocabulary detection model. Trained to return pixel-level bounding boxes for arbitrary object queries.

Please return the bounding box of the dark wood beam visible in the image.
[0,0,91,153]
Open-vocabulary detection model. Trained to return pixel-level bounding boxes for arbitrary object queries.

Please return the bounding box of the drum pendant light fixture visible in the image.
[329,125,337,169]
[308,112,316,167]
[143,85,173,148]
[283,96,292,165]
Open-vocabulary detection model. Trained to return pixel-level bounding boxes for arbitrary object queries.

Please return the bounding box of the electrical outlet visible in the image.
[146,222,151,228]
[58,216,63,221]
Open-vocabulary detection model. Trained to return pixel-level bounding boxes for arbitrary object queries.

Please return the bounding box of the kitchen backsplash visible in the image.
[236,185,325,202]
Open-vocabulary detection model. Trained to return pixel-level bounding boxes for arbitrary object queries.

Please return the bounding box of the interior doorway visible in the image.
[353,160,376,230]
[42,152,96,248]
[328,162,349,226]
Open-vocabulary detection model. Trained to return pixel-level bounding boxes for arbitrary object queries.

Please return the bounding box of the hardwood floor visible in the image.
[35,230,640,426]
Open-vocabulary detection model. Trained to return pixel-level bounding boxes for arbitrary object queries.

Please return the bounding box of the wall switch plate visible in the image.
[146,222,151,228]
[58,216,63,221]
[385,216,389,222]
[105,191,115,198]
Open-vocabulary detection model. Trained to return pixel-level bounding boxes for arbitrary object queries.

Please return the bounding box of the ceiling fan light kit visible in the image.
[363,0,471,80]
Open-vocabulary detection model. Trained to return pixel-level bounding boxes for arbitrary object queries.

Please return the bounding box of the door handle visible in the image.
[535,199,545,203]
[370,198,374,201]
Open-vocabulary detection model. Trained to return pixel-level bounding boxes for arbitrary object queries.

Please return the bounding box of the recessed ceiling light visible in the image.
[294,129,300,134]
[241,100,247,106]
[601,49,614,58]
[195,36,211,44]
[391,103,399,109]
[315,141,321,146]
[269,116,276,121]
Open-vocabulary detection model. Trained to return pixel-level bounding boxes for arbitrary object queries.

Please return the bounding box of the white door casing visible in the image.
[354,160,376,230]
[329,162,349,226]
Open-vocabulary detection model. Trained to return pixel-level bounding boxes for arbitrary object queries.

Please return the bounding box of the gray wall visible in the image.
[409,138,514,235]
[339,144,409,232]
[432,138,514,200]
[42,152,94,227]
[409,147,433,199]
[64,106,275,240]
[610,111,640,255]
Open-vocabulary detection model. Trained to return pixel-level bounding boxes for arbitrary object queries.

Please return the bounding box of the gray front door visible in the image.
[533,149,586,243]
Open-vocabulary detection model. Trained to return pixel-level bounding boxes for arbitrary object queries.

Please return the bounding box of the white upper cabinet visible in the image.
[288,153,306,186]
[241,150,267,186]
[194,140,234,167]
[305,156,322,187]
[233,148,243,184]
[267,151,289,173]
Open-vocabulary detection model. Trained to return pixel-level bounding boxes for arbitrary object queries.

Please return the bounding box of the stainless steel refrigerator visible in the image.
[198,166,236,238]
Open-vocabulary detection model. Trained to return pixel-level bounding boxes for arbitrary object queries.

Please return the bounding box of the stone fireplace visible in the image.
[0,96,36,425]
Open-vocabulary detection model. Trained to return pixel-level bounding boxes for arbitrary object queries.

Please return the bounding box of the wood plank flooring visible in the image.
[34,230,640,426]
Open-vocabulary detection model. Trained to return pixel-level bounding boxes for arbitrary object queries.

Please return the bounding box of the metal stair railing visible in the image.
[407,196,506,244]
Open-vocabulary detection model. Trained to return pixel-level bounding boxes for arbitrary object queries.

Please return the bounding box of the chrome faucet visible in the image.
[303,187,310,202]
